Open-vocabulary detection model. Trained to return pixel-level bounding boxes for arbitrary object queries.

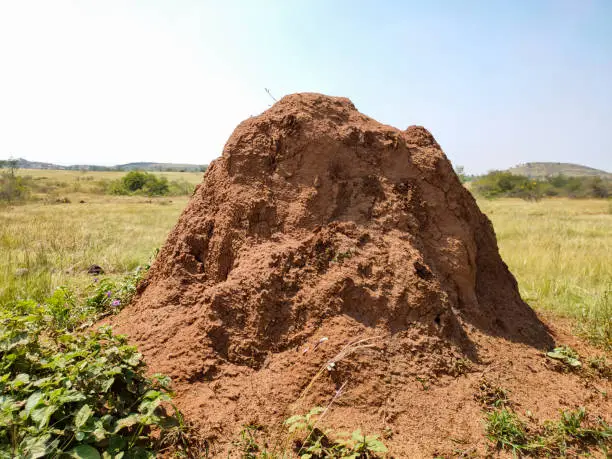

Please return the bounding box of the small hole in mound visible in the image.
[494,318,508,332]
[414,261,433,280]
[434,314,441,326]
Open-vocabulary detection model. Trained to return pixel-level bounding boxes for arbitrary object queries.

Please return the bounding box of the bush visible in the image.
[109,171,169,196]
[0,173,31,203]
[0,268,187,457]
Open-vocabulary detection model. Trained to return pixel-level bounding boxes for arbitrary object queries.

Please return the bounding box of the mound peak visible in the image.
[111,93,555,454]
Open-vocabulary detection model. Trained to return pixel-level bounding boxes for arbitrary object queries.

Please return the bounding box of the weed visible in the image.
[484,407,612,457]
[475,378,509,408]
[286,407,388,458]
[539,407,612,456]
[485,409,532,455]
[415,376,430,391]
[587,355,612,379]
[546,346,581,369]
[234,424,268,458]
[0,272,187,457]
[331,249,354,264]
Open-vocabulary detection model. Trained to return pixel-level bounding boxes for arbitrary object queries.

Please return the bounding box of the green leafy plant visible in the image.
[0,269,183,457]
[233,424,271,459]
[285,407,388,458]
[332,430,388,458]
[546,346,582,369]
[539,408,612,456]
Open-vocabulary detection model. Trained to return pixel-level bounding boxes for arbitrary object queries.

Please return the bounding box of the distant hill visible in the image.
[507,162,610,179]
[3,158,206,172]
[15,158,63,170]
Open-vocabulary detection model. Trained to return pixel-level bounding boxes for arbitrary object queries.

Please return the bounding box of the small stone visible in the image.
[87,264,104,275]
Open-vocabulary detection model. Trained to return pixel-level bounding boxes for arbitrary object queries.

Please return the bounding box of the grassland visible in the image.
[11,168,203,200]
[1,170,611,348]
[479,198,611,347]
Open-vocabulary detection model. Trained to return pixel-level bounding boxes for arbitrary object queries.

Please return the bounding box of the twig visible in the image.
[265,88,277,102]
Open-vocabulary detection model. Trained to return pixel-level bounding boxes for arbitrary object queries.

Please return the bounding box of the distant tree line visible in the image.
[470,171,610,200]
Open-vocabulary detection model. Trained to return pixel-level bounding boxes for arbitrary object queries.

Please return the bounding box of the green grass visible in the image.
[484,407,611,456]
[479,198,611,348]
[0,195,189,304]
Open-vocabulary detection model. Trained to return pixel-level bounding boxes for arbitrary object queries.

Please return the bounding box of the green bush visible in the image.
[108,172,169,197]
[0,267,186,457]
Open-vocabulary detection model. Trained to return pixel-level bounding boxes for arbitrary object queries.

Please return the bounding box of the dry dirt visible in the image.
[109,93,611,457]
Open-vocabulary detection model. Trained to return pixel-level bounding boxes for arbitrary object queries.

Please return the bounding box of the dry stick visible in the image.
[265,88,277,102]
[295,335,382,407]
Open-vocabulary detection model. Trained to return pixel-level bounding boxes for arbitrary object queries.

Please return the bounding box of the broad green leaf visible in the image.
[23,392,45,419]
[20,433,51,459]
[101,377,115,393]
[367,440,388,453]
[66,444,101,459]
[113,414,141,433]
[31,405,57,429]
[75,404,93,429]
[10,373,30,388]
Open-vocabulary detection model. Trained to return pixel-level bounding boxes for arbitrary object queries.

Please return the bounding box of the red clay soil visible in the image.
[109,93,611,457]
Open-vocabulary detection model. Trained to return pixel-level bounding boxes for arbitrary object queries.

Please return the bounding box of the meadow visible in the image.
[479,198,611,348]
[1,170,610,349]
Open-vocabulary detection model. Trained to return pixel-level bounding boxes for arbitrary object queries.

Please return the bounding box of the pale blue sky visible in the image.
[0,1,610,173]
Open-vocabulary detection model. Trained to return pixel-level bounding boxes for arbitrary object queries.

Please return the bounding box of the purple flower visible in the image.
[106,291,112,298]
[111,299,121,307]
[93,277,99,283]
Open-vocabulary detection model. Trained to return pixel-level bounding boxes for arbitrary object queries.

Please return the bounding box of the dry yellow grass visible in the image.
[479,198,611,347]
[0,194,188,303]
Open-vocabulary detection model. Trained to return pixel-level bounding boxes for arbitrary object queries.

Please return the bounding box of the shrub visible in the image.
[108,171,169,196]
[0,173,30,203]
[0,264,191,457]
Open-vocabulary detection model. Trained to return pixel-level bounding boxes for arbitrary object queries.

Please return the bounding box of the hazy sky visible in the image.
[0,1,610,173]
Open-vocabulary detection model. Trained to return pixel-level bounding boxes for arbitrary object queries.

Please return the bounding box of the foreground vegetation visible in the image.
[0,270,190,457]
